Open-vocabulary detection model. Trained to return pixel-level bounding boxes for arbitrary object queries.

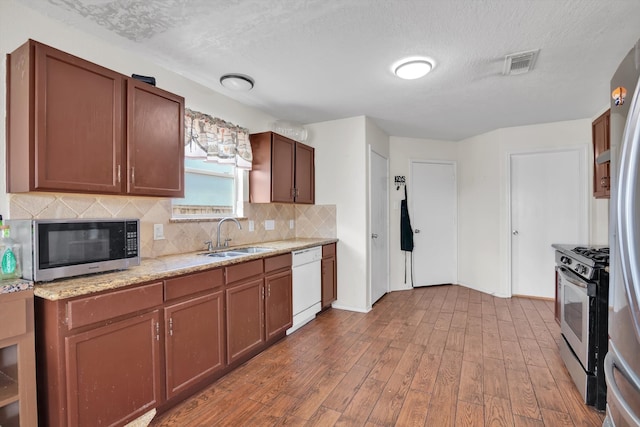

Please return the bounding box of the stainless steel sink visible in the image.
[200,247,274,258]
[202,251,245,258]
[231,247,274,254]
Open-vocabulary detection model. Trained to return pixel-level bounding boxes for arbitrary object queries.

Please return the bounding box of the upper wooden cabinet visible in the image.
[249,132,314,204]
[6,39,184,197]
[592,109,610,199]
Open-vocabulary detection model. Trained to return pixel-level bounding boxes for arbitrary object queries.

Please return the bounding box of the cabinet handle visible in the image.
[155,321,159,341]
[262,287,265,300]
[291,188,295,198]
[268,284,271,297]
[117,164,121,183]
[169,318,173,336]
[601,176,609,188]
[131,167,135,185]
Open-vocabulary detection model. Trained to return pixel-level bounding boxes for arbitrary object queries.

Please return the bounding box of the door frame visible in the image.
[368,146,390,307]
[409,159,458,286]
[506,146,589,297]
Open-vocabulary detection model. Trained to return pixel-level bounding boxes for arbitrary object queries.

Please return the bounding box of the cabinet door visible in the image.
[271,134,295,203]
[265,270,292,340]
[226,278,265,364]
[164,291,225,399]
[321,256,337,308]
[65,311,162,427]
[127,78,184,197]
[593,110,610,198]
[295,142,315,204]
[34,42,125,193]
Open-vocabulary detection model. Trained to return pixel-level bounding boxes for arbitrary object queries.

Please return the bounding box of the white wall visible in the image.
[0,0,277,217]
[306,116,369,312]
[457,119,608,297]
[388,136,457,291]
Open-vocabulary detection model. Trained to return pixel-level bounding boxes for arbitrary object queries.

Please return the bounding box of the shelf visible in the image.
[0,369,18,407]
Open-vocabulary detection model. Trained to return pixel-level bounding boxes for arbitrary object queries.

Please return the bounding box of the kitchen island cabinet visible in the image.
[249,132,315,204]
[592,109,610,199]
[6,39,184,197]
[0,289,37,427]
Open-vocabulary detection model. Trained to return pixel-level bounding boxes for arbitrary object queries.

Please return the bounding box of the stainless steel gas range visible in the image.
[553,244,610,411]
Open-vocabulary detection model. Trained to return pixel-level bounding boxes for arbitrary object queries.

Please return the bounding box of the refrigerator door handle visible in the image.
[604,349,640,426]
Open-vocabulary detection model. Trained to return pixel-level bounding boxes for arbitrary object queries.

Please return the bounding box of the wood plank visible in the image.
[395,389,431,427]
[484,396,513,427]
[506,368,541,420]
[455,400,484,427]
[458,360,484,405]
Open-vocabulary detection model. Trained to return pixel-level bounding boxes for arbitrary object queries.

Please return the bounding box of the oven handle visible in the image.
[558,266,588,289]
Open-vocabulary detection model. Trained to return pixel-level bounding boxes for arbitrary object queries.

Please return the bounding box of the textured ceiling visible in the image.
[18,0,640,141]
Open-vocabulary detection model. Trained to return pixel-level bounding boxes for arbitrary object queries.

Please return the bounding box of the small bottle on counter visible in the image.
[0,224,21,279]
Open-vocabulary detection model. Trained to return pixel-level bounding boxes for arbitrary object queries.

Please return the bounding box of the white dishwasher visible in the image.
[287,246,322,335]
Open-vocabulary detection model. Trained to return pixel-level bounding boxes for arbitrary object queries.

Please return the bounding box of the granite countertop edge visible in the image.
[0,279,34,295]
[34,238,338,301]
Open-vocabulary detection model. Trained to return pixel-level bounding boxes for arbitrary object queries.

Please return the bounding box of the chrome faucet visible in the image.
[216,217,242,248]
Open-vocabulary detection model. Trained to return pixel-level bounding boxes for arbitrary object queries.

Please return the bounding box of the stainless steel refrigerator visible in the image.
[604,40,640,427]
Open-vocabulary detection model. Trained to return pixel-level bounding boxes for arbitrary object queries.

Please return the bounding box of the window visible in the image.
[172,108,251,219]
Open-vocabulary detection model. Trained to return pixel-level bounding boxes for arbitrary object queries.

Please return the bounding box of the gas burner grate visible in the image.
[573,247,610,262]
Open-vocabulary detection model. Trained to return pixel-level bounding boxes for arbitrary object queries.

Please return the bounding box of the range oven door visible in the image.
[559,265,595,372]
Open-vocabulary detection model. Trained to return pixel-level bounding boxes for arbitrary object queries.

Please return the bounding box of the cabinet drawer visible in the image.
[264,253,292,273]
[165,268,223,301]
[0,296,27,340]
[67,282,163,330]
[225,259,263,285]
[322,243,336,258]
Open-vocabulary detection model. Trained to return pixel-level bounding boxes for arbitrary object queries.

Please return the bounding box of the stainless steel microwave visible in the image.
[7,218,140,282]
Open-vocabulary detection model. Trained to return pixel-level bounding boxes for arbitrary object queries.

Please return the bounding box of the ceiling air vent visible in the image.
[503,49,540,75]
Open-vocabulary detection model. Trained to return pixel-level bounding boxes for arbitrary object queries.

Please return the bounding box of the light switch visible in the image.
[289,219,295,229]
[249,220,255,232]
[265,220,275,230]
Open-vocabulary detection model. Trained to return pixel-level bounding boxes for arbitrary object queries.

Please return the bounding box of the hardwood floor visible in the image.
[150,285,605,426]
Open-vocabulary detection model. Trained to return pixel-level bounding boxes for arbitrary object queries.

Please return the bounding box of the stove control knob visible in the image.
[560,256,572,265]
[580,265,588,275]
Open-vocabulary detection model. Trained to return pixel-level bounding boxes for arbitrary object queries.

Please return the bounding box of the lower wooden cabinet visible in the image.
[322,243,337,309]
[36,253,294,426]
[226,278,265,365]
[265,269,293,340]
[0,290,37,427]
[164,291,224,399]
[65,311,162,426]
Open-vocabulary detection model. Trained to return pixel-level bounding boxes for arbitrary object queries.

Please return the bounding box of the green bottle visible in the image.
[0,225,20,279]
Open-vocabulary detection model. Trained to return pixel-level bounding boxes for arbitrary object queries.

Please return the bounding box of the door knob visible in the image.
[414,229,421,234]
[512,230,519,235]
[371,233,378,239]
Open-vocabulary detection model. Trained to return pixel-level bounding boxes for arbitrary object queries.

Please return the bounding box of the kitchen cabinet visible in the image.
[249,132,315,204]
[592,109,610,199]
[321,243,337,309]
[6,39,184,197]
[225,260,264,365]
[65,311,162,426]
[0,290,37,427]
[164,269,225,399]
[36,282,164,427]
[264,254,293,340]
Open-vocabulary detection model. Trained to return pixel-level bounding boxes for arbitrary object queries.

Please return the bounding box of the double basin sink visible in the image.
[200,247,274,259]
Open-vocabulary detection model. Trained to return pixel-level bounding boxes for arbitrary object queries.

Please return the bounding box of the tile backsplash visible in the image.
[9,193,336,258]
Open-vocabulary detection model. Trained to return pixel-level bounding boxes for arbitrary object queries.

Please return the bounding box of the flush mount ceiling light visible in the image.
[220,74,254,91]
[393,57,434,80]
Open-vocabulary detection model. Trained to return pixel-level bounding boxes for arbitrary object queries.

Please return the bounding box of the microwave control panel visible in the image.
[125,221,139,258]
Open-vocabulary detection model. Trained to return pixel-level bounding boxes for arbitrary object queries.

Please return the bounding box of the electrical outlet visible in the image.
[153,224,165,240]
[248,220,255,232]
[265,220,275,231]
[289,219,294,229]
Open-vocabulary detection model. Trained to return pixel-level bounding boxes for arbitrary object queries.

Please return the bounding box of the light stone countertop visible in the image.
[34,238,338,301]
[0,278,33,295]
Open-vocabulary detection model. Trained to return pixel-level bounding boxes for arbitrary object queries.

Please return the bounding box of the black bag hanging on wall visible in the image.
[400,186,414,285]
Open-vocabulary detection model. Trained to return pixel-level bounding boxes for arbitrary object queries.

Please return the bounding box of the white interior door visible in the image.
[370,149,389,304]
[510,149,587,298]
[410,161,457,287]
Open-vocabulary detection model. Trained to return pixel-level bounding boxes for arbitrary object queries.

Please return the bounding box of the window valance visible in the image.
[184,108,252,169]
